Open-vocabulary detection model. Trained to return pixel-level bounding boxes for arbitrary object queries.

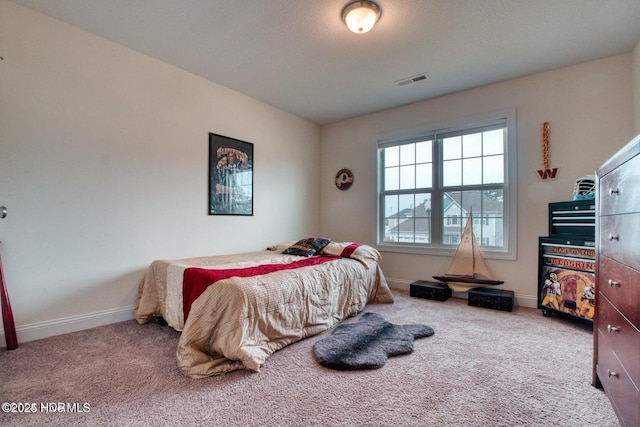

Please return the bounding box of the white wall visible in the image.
[0,1,320,343]
[320,54,634,307]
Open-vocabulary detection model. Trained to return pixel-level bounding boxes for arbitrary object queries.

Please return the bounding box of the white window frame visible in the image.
[375,109,517,260]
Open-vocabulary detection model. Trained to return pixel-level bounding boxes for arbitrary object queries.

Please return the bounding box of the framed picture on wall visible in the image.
[208,133,253,216]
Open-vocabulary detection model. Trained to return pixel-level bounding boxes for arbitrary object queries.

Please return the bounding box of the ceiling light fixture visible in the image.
[342,1,381,34]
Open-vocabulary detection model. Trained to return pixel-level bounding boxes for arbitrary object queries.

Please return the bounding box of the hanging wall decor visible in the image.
[209,133,253,215]
[335,168,354,190]
[537,122,559,180]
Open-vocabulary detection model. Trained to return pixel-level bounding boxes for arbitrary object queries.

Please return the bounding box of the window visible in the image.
[377,110,517,258]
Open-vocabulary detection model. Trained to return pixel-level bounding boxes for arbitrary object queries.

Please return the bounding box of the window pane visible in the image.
[483,155,504,184]
[385,166,399,190]
[415,193,431,244]
[482,190,504,247]
[385,146,399,167]
[443,159,461,186]
[398,218,415,242]
[383,194,399,242]
[463,133,482,158]
[399,193,414,216]
[443,136,461,160]
[399,165,415,189]
[415,217,430,243]
[416,141,432,163]
[383,192,433,244]
[483,130,504,155]
[462,157,482,185]
[448,189,505,247]
[416,163,432,188]
[460,189,482,226]
[440,189,505,247]
[443,191,463,242]
[400,144,415,165]
[384,194,399,217]
[415,193,431,216]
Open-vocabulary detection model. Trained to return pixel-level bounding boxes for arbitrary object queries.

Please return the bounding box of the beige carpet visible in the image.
[0,290,619,427]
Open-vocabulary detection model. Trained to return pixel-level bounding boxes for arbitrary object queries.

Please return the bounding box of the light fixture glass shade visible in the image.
[342,1,381,34]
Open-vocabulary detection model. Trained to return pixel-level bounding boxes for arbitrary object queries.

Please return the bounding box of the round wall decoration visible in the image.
[335,168,354,190]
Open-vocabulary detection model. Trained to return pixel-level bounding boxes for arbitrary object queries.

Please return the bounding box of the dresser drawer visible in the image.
[599,213,640,270]
[599,256,640,327]
[596,343,640,427]
[599,153,640,216]
[597,296,640,388]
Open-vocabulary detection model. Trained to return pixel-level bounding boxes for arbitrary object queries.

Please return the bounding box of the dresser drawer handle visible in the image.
[607,369,618,378]
[608,188,619,195]
[608,233,619,241]
[608,279,620,287]
[607,325,620,333]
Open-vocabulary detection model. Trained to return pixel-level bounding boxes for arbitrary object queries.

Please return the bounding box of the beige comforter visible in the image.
[134,247,393,378]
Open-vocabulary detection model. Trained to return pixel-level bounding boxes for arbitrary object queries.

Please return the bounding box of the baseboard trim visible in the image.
[386,277,538,309]
[1,305,135,347]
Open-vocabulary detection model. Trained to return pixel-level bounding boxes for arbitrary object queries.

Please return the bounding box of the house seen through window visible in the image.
[377,111,516,257]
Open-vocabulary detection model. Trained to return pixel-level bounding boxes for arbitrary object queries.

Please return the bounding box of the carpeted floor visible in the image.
[0,290,619,426]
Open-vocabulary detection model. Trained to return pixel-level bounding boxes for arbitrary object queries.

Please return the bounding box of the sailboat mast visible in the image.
[469,209,476,278]
[471,236,475,278]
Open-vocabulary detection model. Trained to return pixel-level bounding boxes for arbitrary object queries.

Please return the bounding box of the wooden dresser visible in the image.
[592,134,640,427]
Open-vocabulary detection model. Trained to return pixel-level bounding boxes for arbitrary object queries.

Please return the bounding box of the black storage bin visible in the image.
[468,287,514,312]
[410,280,452,301]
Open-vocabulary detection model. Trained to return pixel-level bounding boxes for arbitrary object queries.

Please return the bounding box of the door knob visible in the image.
[0,206,6,219]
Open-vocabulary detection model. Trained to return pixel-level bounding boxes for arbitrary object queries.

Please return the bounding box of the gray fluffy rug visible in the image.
[313,312,434,370]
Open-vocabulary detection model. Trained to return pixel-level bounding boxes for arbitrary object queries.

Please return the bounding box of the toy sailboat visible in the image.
[433,212,503,292]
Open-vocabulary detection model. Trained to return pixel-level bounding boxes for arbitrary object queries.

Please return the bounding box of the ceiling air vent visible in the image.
[395,72,431,87]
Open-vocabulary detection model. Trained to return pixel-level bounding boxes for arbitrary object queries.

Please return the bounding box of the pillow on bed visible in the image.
[282,237,331,257]
[267,241,297,251]
[320,242,381,266]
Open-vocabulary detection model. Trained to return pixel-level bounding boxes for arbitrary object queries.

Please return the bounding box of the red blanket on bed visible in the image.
[182,256,340,322]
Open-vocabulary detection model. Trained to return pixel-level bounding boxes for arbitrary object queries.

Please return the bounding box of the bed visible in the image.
[133,240,394,378]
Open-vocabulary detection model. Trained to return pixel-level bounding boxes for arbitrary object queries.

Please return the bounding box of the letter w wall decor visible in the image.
[537,122,558,181]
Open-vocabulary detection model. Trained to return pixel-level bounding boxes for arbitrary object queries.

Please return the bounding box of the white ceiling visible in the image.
[11,0,640,125]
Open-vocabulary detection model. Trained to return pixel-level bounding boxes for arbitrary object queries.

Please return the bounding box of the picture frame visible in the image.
[208,133,253,216]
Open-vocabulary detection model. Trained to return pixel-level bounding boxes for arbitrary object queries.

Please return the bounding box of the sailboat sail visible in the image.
[433,211,503,290]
